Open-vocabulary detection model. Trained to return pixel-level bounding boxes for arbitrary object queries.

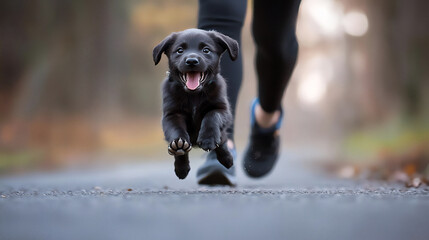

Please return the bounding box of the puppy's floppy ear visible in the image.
[210,31,239,61]
[153,33,177,65]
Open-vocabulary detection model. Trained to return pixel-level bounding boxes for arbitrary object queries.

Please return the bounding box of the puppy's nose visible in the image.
[185,58,199,66]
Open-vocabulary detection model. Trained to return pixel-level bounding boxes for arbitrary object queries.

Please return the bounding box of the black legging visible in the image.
[198,0,301,140]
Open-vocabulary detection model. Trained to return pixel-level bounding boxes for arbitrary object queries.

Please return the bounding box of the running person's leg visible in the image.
[243,0,301,178]
[198,0,247,142]
[254,0,300,112]
[196,0,247,185]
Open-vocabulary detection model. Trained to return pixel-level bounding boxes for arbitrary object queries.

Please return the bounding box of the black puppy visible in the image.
[153,29,239,179]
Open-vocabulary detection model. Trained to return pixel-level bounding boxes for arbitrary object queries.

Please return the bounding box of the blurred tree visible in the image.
[0,0,130,119]
[343,0,429,182]
[355,0,429,122]
[0,0,130,163]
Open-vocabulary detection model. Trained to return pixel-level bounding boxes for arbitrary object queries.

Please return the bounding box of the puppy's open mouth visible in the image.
[180,72,207,90]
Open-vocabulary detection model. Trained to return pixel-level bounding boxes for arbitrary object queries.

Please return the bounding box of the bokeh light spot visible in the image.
[343,11,369,37]
[297,73,327,105]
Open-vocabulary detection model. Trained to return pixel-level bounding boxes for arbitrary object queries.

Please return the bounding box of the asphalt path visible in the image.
[1,149,428,240]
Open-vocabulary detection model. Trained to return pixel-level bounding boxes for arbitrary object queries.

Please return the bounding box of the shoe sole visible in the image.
[197,170,236,186]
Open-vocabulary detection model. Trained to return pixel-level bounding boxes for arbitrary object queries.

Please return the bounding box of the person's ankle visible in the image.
[255,104,281,129]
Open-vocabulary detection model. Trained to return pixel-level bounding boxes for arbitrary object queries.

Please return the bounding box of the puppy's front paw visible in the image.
[168,138,192,156]
[197,132,221,152]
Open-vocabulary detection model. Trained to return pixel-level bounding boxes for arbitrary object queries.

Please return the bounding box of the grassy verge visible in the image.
[338,117,429,187]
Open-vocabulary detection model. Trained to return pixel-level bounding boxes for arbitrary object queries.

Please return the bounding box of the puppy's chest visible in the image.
[184,97,214,121]
[188,101,212,119]
[191,105,197,118]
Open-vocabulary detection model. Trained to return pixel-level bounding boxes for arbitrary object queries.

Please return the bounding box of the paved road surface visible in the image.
[1,149,428,240]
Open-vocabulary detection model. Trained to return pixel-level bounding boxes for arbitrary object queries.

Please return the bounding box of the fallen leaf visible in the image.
[403,164,417,177]
[338,165,357,178]
[406,177,423,188]
[412,177,422,188]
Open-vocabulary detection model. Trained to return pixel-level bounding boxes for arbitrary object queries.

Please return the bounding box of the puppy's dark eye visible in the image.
[176,48,184,54]
[202,47,211,54]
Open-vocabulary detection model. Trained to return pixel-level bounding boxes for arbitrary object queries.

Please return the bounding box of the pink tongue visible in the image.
[186,72,200,90]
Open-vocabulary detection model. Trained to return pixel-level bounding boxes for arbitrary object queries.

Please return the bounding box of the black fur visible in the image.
[153,29,239,179]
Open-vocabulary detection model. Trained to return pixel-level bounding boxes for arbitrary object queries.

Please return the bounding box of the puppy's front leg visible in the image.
[162,113,189,144]
[163,113,192,155]
[198,110,233,168]
[197,110,228,152]
[163,113,192,179]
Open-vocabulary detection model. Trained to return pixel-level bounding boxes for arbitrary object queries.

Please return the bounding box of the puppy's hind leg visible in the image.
[214,143,233,169]
[174,154,191,179]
